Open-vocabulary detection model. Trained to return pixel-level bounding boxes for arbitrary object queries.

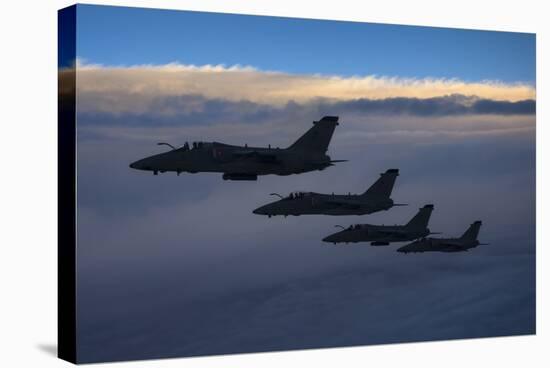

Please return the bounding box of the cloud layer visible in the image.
[68,62,535,117]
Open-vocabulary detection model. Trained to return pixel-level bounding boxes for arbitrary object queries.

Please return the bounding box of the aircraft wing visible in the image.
[377,228,410,235]
[440,242,466,251]
[377,230,406,236]
[231,150,280,163]
[317,198,362,209]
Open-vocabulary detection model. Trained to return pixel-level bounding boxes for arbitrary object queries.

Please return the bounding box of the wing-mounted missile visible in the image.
[222,173,258,181]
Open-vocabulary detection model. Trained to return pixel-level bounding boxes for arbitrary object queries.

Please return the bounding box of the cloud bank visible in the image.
[68,62,535,117]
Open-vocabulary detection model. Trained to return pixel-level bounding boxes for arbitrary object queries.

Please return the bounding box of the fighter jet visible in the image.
[322,204,436,245]
[397,221,486,253]
[253,169,405,217]
[129,116,345,181]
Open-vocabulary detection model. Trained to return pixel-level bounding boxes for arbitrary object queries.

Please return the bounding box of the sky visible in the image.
[71,4,536,364]
[75,4,535,83]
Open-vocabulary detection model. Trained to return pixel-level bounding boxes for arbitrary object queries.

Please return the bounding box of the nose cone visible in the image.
[129,159,143,170]
[253,204,270,215]
[129,158,148,171]
[397,242,414,253]
[322,233,341,243]
[253,201,282,216]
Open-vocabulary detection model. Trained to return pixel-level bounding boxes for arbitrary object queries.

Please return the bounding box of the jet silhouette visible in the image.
[129,116,345,181]
[322,204,436,245]
[397,221,486,253]
[253,169,405,217]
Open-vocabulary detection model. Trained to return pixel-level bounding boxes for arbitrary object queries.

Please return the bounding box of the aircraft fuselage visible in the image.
[397,238,480,253]
[253,193,394,216]
[129,142,332,180]
[129,116,342,180]
[322,224,430,245]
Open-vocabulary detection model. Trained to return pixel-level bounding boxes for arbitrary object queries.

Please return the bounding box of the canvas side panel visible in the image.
[58,4,77,364]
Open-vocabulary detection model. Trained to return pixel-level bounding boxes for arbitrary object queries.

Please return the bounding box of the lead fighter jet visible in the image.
[322,204,436,245]
[253,169,405,217]
[397,221,486,253]
[129,116,345,181]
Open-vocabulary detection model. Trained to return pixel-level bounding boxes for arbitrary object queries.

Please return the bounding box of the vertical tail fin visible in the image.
[288,116,339,154]
[460,221,482,242]
[405,204,434,230]
[362,169,399,198]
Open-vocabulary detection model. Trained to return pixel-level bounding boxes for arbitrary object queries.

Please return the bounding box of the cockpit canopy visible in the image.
[285,191,310,200]
[191,141,207,149]
[175,141,209,151]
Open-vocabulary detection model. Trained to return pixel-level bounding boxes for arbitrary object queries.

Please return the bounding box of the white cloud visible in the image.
[68,61,536,116]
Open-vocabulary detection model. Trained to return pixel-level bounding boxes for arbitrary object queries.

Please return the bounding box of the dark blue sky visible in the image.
[76,4,535,83]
